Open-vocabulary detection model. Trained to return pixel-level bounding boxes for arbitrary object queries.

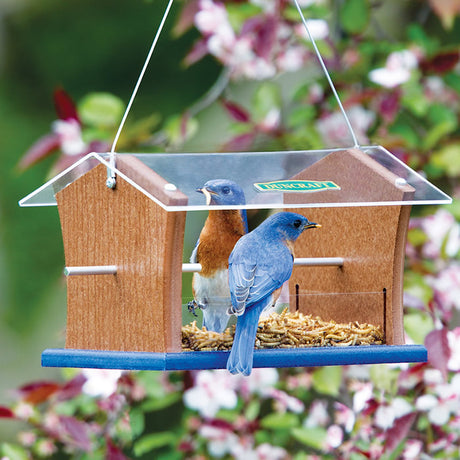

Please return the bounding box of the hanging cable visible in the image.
[107,0,174,188]
[292,0,360,148]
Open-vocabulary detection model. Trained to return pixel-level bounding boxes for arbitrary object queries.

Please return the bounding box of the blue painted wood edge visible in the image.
[42,345,427,371]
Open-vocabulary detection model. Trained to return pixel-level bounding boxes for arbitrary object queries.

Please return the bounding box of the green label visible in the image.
[254,180,341,193]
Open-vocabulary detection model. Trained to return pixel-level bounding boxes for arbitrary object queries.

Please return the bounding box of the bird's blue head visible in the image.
[264,212,320,242]
[197,179,246,206]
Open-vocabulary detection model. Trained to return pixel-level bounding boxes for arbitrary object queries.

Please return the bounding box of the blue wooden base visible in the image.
[42,345,427,371]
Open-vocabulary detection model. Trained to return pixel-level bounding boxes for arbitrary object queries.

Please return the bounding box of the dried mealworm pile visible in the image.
[182,309,384,351]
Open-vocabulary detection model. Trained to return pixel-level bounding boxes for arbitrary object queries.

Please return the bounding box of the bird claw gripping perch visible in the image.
[187,300,206,317]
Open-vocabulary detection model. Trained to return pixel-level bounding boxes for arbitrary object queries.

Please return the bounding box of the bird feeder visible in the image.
[18,0,452,371]
[19,145,451,370]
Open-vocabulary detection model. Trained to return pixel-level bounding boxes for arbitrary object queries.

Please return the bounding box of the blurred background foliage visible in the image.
[0,0,219,430]
[1,0,460,458]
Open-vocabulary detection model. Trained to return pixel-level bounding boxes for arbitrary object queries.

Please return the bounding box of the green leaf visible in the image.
[431,143,460,177]
[404,312,435,344]
[312,366,342,397]
[260,412,299,430]
[163,115,198,146]
[407,227,428,247]
[291,427,327,450]
[78,92,124,128]
[401,78,429,117]
[226,4,262,31]
[0,443,29,460]
[339,0,370,35]
[244,399,260,422]
[388,121,419,149]
[253,82,281,123]
[134,432,176,457]
[425,105,457,149]
[287,106,316,129]
[140,391,181,412]
[407,24,440,55]
[404,272,433,305]
[370,364,398,393]
[130,408,145,438]
[445,72,460,95]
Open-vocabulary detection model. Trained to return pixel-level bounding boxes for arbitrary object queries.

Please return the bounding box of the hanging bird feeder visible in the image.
[19,0,451,371]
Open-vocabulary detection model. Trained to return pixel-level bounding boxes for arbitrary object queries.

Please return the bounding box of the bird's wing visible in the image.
[229,244,293,315]
[228,259,256,315]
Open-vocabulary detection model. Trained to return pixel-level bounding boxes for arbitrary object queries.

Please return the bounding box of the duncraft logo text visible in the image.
[254,180,341,193]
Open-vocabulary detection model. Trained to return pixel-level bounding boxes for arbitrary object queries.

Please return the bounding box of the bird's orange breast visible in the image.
[197,210,246,277]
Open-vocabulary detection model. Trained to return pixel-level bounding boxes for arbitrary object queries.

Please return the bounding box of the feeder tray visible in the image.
[20,146,450,370]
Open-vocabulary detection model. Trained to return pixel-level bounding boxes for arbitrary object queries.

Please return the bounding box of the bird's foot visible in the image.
[187,300,206,317]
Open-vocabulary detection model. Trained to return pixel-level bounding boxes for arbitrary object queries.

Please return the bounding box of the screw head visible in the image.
[164,183,177,192]
[106,177,116,189]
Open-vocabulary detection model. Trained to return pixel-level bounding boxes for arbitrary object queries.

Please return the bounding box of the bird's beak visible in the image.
[196,187,218,206]
[304,222,321,230]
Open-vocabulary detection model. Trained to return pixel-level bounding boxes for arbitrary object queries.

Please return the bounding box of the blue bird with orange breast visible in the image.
[226,211,320,376]
[188,179,247,333]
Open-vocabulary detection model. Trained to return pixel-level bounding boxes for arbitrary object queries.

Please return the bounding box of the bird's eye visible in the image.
[293,219,302,228]
[222,186,231,195]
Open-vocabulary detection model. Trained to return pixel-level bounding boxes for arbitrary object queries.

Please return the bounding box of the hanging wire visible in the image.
[292,0,360,149]
[107,0,174,188]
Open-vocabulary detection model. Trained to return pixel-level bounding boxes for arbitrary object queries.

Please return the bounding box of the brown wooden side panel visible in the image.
[288,206,406,345]
[57,161,186,352]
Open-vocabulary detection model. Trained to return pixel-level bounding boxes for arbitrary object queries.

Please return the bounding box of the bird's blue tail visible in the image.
[226,301,267,376]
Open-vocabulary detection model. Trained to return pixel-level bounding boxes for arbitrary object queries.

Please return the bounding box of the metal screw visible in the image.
[106,177,116,189]
[395,177,408,187]
[164,183,177,192]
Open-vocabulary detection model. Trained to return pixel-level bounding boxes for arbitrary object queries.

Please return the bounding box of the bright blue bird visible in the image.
[188,179,248,333]
[226,212,320,376]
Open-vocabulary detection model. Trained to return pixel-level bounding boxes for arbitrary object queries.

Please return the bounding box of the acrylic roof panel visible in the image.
[19,146,451,211]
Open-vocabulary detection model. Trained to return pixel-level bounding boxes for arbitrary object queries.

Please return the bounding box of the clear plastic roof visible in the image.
[19,146,451,211]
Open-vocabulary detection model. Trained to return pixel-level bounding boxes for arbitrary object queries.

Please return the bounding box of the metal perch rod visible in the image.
[64,266,118,276]
[182,258,343,273]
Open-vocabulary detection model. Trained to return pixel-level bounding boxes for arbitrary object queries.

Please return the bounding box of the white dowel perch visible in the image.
[293,257,344,267]
[182,258,343,273]
[64,265,118,276]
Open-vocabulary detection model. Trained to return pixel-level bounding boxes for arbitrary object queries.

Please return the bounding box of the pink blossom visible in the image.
[418,209,460,259]
[325,424,343,449]
[35,439,57,456]
[269,388,305,413]
[13,402,35,420]
[352,382,373,413]
[294,19,330,41]
[316,105,375,147]
[427,263,460,313]
[304,400,330,427]
[369,50,418,88]
[81,369,122,398]
[402,439,423,459]
[374,398,413,430]
[334,402,355,433]
[277,46,306,72]
[199,423,238,457]
[447,328,460,371]
[240,368,279,397]
[416,373,460,425]
[17,431,37,447]
[255,443,287,460]
[183,370,238,418]
[51,119,87,156]
[259,108,281,131]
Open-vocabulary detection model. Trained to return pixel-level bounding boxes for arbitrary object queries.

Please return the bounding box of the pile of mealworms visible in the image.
[182,309,384,351]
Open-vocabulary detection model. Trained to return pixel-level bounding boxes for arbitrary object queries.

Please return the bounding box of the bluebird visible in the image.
[188,179,247,333]
[226,212,320,376]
